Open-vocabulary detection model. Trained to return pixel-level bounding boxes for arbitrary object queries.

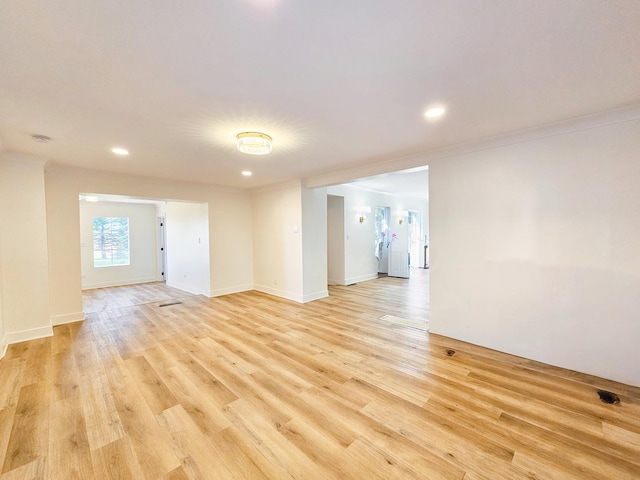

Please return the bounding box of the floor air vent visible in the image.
[159,301,182,308]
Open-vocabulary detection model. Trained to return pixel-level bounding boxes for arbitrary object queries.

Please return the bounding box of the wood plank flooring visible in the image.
[1,271,639,479]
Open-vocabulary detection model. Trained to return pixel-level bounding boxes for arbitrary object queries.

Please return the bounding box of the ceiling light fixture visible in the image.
[241,171,252,176]
[236,132,272,155]
[425,106,446,118]
[111,147,129,155]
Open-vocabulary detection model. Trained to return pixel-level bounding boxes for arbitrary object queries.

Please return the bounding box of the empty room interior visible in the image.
[1,2,639,479]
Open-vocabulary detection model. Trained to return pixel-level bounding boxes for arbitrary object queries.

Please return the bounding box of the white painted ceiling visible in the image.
[347,168,429,202]
[1,1,639,189]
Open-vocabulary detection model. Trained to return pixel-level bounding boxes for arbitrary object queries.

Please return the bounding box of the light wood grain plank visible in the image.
[90,437,145,480]
[47,394,94,480]
[0,457,46,480]
[108,380,181,479]
[1,274,638,479]
[222,399,326,480]
[125,355,178,414]
[2,383,50,474]
[78,372,124,451]
[159,405,236,480]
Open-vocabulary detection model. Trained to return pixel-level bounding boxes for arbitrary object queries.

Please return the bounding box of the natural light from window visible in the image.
[93,216,130,267]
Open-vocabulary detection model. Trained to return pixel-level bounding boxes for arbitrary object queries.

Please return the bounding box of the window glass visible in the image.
[93,217,130,267]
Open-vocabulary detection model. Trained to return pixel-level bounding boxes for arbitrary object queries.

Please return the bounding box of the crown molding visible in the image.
[0,151,49,167]
[250,178,302,195]
[45,163,247,195]
[305,103,640,189]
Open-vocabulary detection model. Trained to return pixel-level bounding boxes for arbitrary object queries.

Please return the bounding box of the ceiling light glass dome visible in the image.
[236,132,272,155]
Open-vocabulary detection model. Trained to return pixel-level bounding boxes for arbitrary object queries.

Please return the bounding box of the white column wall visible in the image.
[327,195,345,285]
[301,186,328,302]
[251,181,304,302]
[0,220,5,357]
[429,119,640,387]
[0,155,52,342]
[165,201,211,296]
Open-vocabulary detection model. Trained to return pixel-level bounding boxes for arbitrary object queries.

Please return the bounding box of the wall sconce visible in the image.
[358,206,372,223]
[398,210,408,224]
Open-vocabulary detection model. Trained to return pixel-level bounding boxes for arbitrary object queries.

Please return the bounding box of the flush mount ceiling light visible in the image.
[241,170,252,176]
[236,132,272,155]
[425,106,446,118]
[111,147,129,155]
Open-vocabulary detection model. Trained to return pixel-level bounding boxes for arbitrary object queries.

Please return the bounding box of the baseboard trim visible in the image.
[82,277,159,290]
[0,338,7,360]
[166,280,208,297]
[328,278,344,286]
[344,273,379,285]
[5,325,54,345]
[302,290,329,303]
[52,312,85,326]
[253,284,304,303]
[208,284,253,298]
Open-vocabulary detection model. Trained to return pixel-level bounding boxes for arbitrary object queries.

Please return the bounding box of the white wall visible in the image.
[327,195,345,285]
[251,182,329,303]
[430,119,640,387]
[251,181,304,302]
[45,165,253,325]
[0,220,5,357]
[0,155,52,342]
[301,186,328,301]
[165,201,211,296]
[80,201,159,289]
[326,184,429,285]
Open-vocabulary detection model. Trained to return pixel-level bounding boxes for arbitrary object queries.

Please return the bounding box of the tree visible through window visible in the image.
[93,217,130,267]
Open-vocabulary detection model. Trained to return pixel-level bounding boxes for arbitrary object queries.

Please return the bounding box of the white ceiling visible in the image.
[347,167,429,202]
[1,1,639,189]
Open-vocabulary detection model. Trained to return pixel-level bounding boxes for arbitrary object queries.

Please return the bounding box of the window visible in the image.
[374,206,388,259]
[93,217,130,267]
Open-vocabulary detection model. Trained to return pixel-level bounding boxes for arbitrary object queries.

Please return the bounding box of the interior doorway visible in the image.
[325,166,429,323]
[79,194,211,315]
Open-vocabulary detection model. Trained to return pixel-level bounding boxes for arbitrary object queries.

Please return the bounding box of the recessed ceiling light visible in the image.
[111,147,129,155]
[241,171,252,176]
[237,132,272,155]
[425,106,446,118]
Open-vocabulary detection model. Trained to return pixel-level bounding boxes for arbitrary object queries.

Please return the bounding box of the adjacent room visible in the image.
[1,2,639,479]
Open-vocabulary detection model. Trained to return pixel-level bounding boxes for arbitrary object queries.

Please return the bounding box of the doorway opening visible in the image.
[325,165,429,324]
[79,194,211,315]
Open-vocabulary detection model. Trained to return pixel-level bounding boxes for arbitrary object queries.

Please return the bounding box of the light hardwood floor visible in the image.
[1,271,639,479]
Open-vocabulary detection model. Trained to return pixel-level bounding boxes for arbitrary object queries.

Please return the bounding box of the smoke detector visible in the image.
[32,134,53,143]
